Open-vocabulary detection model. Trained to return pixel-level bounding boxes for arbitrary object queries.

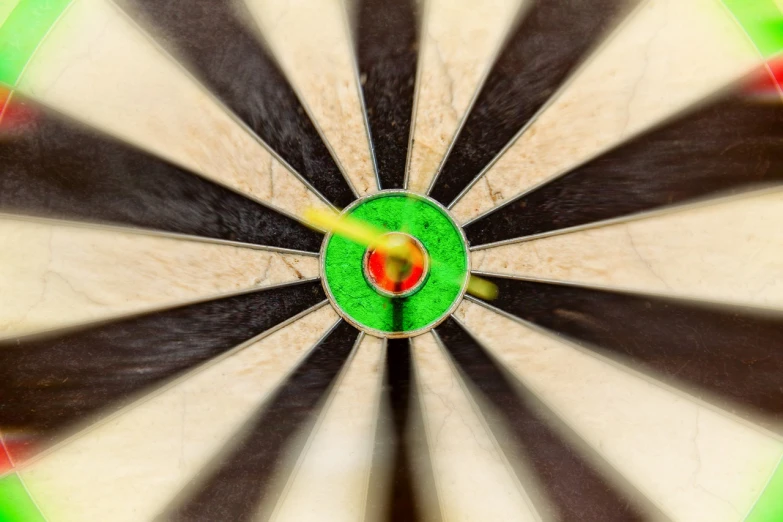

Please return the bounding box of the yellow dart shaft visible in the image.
[304,208,498,300]
[304,208,386,248]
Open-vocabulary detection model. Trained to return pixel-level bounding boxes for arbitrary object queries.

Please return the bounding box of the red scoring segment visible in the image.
[744,57,783,99]
[365,234,427,296]
[0,87,38,132]
[0,437,12,474]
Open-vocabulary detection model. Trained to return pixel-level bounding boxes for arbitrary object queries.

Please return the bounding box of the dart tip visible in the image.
[467,275,498,300]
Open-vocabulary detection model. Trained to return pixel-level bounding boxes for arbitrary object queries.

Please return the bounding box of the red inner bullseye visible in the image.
[365,233,427,296]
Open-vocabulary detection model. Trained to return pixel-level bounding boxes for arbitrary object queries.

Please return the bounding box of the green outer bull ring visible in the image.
[320,190,470,339]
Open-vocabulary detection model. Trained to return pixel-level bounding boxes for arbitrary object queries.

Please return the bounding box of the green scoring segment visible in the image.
[321,191,469,337]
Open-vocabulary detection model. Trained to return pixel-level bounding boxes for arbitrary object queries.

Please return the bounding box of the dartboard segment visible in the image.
[0,0,19,26]
[427,0,641,207]
[457,300,783,522]
[0,88,34,129]
[721,0,783,58]
[748,463,783,522]
[0,280,325,461]
[405,0,522,194]
[0,0,69,87]
[112,0,356,209]
[411,333,541,522]
[244,0,378,195]
[475,275,783,431]
[0,86,10,117]
[473,190,783,310]
[269,334,384,522]
[15,305,338,522]
[0,97,322,252]
[377,338,439,522]
[464,74,783,247]
[162,320,359,522]
[354,0,419,190]
[451,0,763,223]
[0,474,44,522]
[747,57,783,98]
[0,442,10,474]
[0,216,318,339]
[1,0,326,219]
[434,317,656,521]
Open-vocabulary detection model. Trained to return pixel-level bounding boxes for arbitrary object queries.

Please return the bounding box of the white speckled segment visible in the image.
[455,301,783,522]
[411,333,541,522]
[270,334,384,522]
[406,0,523,194]
[0,217,319,339]
[472,190,783,310]
[245,0,376,196]
[19,305,339,522]
[16,0,327,219]
[452,0,763,223]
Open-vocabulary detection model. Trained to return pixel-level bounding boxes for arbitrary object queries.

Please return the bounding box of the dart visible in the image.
[304,206,498,300]
[303,207,397,253]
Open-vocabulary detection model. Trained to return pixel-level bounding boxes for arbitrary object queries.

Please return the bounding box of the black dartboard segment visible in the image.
[0,97,323,252]
[0,281,326,458]
[466,88,783,246]
[428,0,638,206]
[364,339,439,522]
[164,320,359,522]
[355,0,419,190]
[435,318,648,522]
[381,338,428,522]
[478,276,783,430]
[115,0,356,208]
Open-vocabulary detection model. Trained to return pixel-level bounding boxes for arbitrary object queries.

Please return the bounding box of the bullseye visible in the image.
[363,232,428,297]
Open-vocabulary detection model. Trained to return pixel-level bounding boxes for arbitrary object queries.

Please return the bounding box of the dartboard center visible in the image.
[364,232,429,297]
[321,191,469,338]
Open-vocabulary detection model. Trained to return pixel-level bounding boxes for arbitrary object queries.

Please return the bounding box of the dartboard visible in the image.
[1,0,783,520]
